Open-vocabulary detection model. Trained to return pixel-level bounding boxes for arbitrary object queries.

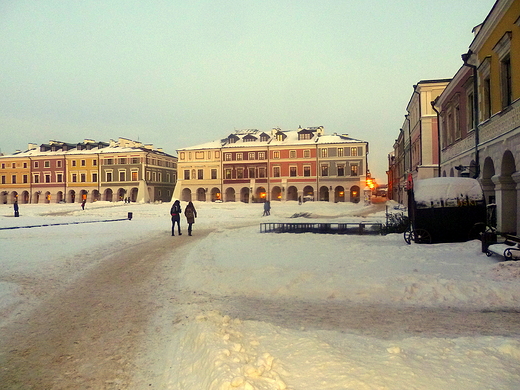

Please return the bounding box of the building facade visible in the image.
[389,80,450,204]
[434,0,520,234]
[174,126,369,203]
[0,138,177,204]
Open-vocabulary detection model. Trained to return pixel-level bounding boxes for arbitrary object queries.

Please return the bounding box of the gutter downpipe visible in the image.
[462,50,480,179]
[431,100,441,177]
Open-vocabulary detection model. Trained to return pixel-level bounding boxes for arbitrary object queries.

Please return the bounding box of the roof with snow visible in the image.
[178,126,367,151]
[414,177,484,208]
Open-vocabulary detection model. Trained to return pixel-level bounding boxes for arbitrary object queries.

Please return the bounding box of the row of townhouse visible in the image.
[388,0,520,234]
[0,137,177,204]
[173,126,370,203]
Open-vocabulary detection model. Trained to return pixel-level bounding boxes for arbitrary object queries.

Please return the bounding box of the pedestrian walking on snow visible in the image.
[14,200,19,217]
[263,200,271,216]
[170,200,182,236]
[184,201,197,236]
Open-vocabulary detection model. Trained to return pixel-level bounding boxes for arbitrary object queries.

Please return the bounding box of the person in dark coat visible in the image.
[184,201,197,236]
[170,200,182,236]
[263,200,271,216]
[81,199,86,210]
[14,200,19,217]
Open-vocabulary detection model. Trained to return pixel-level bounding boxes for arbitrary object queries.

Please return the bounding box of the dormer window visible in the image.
[259,133,270,142]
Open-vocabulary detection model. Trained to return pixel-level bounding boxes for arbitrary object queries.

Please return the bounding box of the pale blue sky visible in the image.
[1,0,495,182]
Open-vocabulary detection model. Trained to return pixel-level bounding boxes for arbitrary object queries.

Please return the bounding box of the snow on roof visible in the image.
[414,177,484,205]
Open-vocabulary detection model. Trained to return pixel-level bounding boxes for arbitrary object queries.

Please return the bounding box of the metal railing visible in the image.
[260,222,383,235]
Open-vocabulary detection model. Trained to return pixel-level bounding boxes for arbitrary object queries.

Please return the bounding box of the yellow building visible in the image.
[463,0,520,234]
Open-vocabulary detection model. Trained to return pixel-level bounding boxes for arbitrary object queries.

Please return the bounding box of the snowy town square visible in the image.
[1,200,520,389]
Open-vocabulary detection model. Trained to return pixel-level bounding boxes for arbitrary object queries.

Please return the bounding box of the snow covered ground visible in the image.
[1,200,520,389]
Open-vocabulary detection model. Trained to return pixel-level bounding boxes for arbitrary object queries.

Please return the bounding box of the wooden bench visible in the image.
[486,234,520,260]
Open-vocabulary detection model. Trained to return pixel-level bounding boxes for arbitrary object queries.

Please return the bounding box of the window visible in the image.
[337,148,344,157]
[211,169,217,179]
[225,153,232,161]
[105,158,114,165]
[1,163,4,169]
[248,167,255,178]
[131,171,138,181]
[237,168,244,179]
[34,161,39,168]
[225,169,232,179]
[33,174,39,183]
[198,169,204,180]
[23,174,28,183]
[273,166,280,177]
[273,151,280,159]
[72,173,77,182]
[304,150,310,158]
[1,175,5,184]
[81,159,86,166]
[93,159,97,166]
[106,172,113,182]
[56,160,62,168]
[258,167,266,178]
[132,158,139,164]
[483,77,491,119]
[290,166,297,177]
[11,162,15,168]
[119,171,126,181]
[320,149,328,158]
[321,165,328,176]
[299,132,311,140]
[493,32,512,109]
[57,173,63,183]
[290,150,296,158]
[44,161,50,168]
[248,152,255,160]
[45,174,51,183]
[72,160,77,167]
[92,173,98,182]
[236,153,243,161]
[351,147,358,156]
[337,165,345,176]
[23,162,27,168]
[304,166,311,177]
[146,171,151,181]
[12,175,17,184]
[81,173,86,182]
[259,152,266,160]
[153,172,157,182]
[467,91,475,131]
[184,170,190,180]
[501,55,512,108]
[351,165,358,176]
[454,106,461,141]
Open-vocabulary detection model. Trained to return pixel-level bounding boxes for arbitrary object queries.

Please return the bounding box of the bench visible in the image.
[486,234,520,260]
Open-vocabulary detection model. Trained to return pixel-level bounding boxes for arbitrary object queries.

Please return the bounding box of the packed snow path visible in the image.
[0,230,209,389]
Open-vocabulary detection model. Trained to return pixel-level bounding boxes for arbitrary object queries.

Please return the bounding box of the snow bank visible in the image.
[178,226,520,308]
[169,311,520,390]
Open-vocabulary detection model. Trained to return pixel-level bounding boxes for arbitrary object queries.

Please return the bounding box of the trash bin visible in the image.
[128,212,133,220]
[480,231,496,253]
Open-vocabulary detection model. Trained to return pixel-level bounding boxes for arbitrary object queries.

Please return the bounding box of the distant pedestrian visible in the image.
[298,196,302,205]
[170,200,182,236]
[263,200,271,216]
[14,200,19,217]
[184,201,197,236]
[81,199,86,210]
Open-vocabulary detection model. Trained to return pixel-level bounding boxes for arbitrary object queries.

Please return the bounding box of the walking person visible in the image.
[81,199,86,210]
[263,200,271,216]
[13,200,19,217]
[170,200,182,236]
[184,201,197,236]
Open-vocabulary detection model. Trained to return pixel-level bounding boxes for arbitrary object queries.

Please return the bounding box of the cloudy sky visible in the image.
[1,0,494,182]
